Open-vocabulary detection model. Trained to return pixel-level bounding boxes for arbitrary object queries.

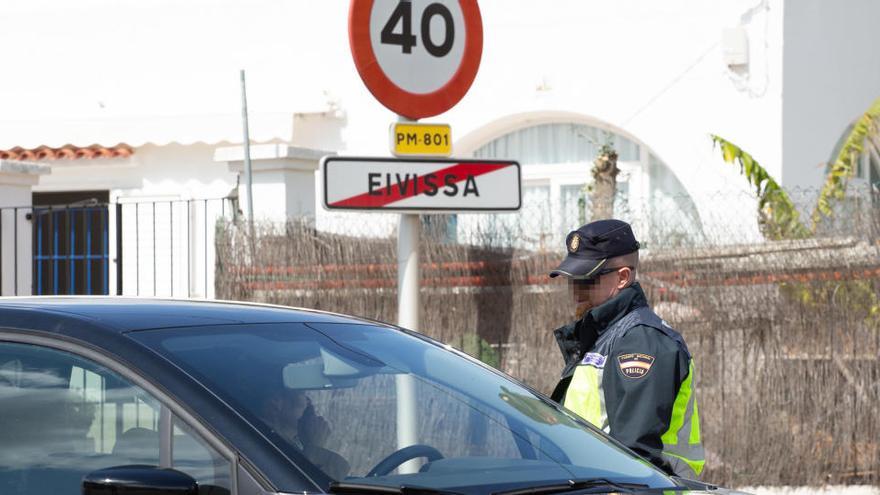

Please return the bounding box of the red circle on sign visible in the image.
[349,0,483,120]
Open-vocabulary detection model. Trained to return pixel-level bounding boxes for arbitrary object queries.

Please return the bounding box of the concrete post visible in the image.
[215,144,334,222]
[0,160,51,296]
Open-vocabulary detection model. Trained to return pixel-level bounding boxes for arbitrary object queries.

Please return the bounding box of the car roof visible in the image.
[0,296,374,334]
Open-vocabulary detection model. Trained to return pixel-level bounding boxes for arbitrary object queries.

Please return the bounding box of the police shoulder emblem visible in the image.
[568,234,580,253]
[617,353,655,379]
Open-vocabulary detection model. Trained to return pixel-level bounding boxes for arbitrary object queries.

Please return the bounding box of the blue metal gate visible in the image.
[32,204,110,295]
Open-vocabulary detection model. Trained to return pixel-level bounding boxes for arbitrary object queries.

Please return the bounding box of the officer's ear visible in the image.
[616,266,634,289]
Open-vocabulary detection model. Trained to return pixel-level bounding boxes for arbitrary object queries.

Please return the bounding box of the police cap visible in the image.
[549,219,640,279]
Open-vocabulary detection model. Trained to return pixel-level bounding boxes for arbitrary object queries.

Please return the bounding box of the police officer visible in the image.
[549,219,705,479]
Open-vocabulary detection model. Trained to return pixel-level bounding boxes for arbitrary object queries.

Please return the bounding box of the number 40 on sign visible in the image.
[381,1,455,57]
[349,0,483,119]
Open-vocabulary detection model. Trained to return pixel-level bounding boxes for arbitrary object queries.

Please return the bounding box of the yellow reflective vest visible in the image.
[551,284,705,479]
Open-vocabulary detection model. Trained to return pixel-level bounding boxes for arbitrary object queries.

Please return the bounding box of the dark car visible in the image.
[0,298,742,495]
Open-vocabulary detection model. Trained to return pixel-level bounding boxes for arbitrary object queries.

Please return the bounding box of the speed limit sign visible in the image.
[349,0,483,119]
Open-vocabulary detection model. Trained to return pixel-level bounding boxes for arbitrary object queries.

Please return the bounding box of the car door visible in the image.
[0,336,238,495]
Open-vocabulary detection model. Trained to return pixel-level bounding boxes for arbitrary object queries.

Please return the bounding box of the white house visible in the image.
[0,0,878,296]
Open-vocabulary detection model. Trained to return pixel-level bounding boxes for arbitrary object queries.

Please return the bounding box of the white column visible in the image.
[0,160,51,296]
[215,144,334,222]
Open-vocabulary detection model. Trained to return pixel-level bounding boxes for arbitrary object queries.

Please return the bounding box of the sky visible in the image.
[1,0,349,119]
[0,0,730,121]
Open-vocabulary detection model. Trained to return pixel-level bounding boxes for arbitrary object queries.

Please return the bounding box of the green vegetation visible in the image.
[713,96,880,237]
[712,96,880,327]
[711,135,809,240]
[814,96,880,229]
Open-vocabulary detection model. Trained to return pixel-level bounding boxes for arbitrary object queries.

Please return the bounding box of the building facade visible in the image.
[0,0,878,296]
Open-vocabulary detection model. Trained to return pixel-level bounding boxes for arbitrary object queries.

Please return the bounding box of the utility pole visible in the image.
[239,70,256,260]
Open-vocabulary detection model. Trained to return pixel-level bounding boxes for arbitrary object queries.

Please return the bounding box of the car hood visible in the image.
[655,487,752,495]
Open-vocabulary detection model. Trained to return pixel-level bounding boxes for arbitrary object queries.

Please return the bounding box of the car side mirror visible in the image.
[82,465,198,495]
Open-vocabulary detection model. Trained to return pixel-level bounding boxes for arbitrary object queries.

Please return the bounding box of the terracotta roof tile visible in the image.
[0,144,134,161]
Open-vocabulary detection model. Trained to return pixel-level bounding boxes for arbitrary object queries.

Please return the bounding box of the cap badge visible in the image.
[568,234,580,253]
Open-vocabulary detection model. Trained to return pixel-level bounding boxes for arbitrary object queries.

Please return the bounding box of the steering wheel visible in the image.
[366,444,444,477]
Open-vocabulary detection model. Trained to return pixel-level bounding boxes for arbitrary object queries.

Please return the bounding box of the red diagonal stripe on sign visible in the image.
[329,162,512,208]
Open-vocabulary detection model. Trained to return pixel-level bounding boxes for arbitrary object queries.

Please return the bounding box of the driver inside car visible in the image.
[262,389,350,479]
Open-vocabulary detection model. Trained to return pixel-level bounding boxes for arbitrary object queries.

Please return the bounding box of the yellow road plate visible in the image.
[390,123,452,156]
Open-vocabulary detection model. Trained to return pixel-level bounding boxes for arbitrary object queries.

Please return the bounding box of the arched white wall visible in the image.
[453,110,709,246]
[455,110,695,202]
[456,111,649,159]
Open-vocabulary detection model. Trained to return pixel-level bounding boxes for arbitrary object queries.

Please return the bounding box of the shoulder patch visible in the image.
[580,352,606,368]
[617,353,655,379]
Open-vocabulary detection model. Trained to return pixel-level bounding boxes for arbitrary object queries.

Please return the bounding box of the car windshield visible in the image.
[133,322,672,492]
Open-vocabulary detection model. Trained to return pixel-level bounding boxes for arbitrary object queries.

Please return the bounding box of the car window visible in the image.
[306,371,524,476]
[173,418,234,490]
[0,342,232,495]
[133,322,672,493]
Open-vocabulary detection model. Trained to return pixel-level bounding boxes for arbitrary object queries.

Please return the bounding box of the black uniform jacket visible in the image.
[550,283,691,475]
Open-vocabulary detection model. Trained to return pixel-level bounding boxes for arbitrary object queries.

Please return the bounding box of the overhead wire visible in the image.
[620,42,720,127]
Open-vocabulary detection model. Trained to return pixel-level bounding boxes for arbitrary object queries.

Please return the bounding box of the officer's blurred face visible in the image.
[569,263,635,318]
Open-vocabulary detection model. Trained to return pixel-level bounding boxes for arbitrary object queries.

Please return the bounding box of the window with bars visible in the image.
[31,191,110,295]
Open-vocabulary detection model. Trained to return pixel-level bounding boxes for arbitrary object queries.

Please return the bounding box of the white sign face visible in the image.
[321,156,521,213]
[349,0,482,119]
[369,0,466,94]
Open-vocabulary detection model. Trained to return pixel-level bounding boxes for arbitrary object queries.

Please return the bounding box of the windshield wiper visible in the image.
[329,481,464,495]
[490,478,653,495]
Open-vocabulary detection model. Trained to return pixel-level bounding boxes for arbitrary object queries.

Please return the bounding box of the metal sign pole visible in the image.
[397,212,420,330]
[395,117,420,474]
[239,70,255,226]
[240,69,257,261]
[346,0,483,474]
[396,115,421,331]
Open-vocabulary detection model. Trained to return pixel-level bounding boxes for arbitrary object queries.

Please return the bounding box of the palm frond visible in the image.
[711,134,810,239]
[812,96,880,228]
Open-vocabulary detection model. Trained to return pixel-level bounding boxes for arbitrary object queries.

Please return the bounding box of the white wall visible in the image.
[454,1,785,198]
[34,143,237,199]
[348,0,784,241]
[33,143,238,298]
[336,0,788,202]
[0,184,37,296]
[781,0,880,189]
